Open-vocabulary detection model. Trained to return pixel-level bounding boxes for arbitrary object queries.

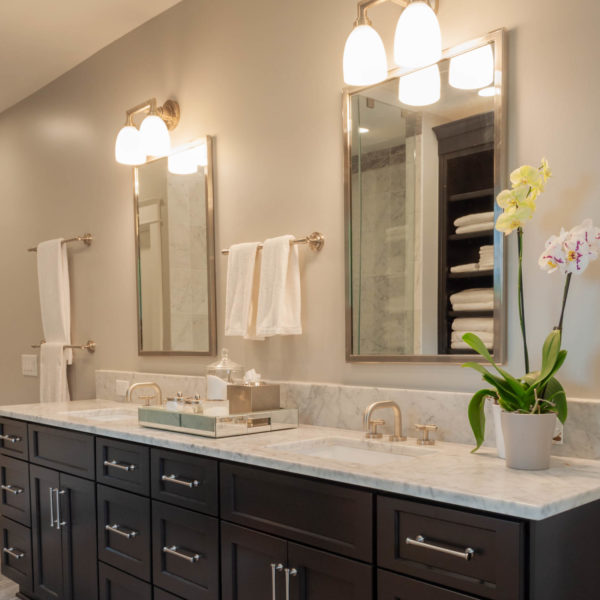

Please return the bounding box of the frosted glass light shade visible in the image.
[140,114,170,157]
[168,147,199,175]
[449,44,494,90]
[343,24,388,86]
[394,1,441,68]
[115,125,144,165]
[398,64,440,106]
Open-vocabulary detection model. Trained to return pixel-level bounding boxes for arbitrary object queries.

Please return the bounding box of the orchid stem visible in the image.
[517,228,530,373]
[556,272,572,333]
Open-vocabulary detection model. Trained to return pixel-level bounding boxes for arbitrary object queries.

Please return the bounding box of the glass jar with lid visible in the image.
[206,348,244,383]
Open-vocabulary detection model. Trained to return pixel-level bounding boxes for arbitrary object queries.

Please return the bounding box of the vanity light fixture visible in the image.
[167,140,208,175]
[343,0,440,87]
[358,127,370,133]
[449,44,494,90]
[115,98,180,165]
[398,64,440,106]
[478,85,499,97]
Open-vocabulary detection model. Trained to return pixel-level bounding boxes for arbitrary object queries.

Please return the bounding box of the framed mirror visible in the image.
[134,136,216,355]
[344,30,506,363]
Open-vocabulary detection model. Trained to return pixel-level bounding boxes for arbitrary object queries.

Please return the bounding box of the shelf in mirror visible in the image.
[449,188,495,202]
[448,269,494,279]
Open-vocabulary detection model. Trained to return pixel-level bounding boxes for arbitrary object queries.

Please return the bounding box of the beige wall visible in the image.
[1,0,599,404]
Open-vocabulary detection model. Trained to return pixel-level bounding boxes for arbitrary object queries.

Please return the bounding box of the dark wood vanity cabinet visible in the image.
[1,417,600,600]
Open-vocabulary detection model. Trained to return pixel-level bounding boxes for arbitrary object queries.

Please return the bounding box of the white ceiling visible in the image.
[0,0,182,114]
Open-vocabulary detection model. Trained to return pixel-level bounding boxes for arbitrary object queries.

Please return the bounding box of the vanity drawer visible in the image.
[151,448,218,515]
[28,424,94,479]
[377,496,524,600]
[152,501,219,599]
[97,437,150,495]
[97,485,151,582]
[99,562,152,600]
[0,418,28,460]
[0,516,32,590]
[220,462,373,561]
[378,569,479,599]
[0,455,30,526]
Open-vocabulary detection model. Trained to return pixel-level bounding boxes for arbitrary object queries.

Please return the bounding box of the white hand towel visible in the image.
[451,340,493,351]
[256,235,302,337]
[454,211,495,228]
[450,288,494,304]
[452,317,494,333]
[455,222,494,235]
[40,342,70,403]
[37,239,72,402]
[451,301,494,311]
[224,242,263,339]
[452,331,494,344]
[450,263,479,274]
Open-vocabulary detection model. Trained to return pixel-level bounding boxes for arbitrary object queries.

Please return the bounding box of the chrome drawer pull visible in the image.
[162,545,202,563]
[105,523,138,539]
[161,474,199,488]
[405,535,475,561]
[2,547,24,560]
[104,459,136,472]
[55,489,66,529]
[270,563,283,600]
[0,484,23,495]
[49,487,55,528]
[0,434,21,444]
[284,567,297,600]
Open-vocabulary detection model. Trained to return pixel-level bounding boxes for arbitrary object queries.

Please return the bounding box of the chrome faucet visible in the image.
[126,382,163,406]
[363,401,406,442]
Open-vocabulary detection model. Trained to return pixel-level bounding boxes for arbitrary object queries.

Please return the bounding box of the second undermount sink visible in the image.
[268,437,437,467]
[57,407,139,422]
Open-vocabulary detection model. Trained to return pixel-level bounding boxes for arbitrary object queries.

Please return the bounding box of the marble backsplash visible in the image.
[95,370,600,459]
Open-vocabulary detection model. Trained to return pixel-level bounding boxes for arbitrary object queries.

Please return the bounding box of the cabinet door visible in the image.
[30,464,63,600]
[152,501,219,599]
[60,473,97,600]
[221,522,287,600]
[287,542,373,600]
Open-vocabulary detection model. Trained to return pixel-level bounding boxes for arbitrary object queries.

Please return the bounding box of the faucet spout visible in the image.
[126,382,163,406]
[363,401,406,442]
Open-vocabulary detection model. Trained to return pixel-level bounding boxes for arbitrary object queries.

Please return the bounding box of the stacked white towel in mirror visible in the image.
[451,317,494,350]
[479,244,494,270]
[449,288,494,312]
[454,211,495,235]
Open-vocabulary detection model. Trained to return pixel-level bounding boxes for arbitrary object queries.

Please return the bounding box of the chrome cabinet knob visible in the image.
[415,424,438,445]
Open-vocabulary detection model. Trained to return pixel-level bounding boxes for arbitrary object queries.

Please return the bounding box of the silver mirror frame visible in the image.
[133,135,217,356]
[343,29,507,364]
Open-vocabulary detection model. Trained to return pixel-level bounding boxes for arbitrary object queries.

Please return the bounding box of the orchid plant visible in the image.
[462,159,600,451]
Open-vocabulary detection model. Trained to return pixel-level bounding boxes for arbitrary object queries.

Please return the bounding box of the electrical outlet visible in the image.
[21,354,38,377]
[115,379,130,397]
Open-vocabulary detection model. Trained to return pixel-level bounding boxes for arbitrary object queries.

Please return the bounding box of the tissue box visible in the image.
[227,383,280,414]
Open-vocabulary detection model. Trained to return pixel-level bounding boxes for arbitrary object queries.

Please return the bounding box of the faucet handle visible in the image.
[366,419,385,439]
[415,424,438,445]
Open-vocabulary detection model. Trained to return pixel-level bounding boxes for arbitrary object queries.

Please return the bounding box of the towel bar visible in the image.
[28,233,93,253]
[221,231,325,255]
[31,340,96,354]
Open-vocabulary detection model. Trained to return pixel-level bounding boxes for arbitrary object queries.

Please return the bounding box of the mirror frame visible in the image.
[343,29,507,364]
[133,135,217,356]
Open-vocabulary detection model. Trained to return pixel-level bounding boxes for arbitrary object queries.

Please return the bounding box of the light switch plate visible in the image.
[21,354,38,377]
[115,379,130,397]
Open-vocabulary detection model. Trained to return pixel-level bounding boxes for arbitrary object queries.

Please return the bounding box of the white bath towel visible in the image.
[37,239,72,402]
[256,235,302,336]
[452,317,494,333]
[452,331,494,344]
[451,340,493,350]
[450,263,479,274]
[454,211,495,228]
[224,242,263,339]
[451,301,495,311]
[455,222,494,235]
[450,288,494,304]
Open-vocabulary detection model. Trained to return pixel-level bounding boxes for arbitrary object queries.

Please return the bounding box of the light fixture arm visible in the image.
[356,0,438,25]
[124,98,180,130]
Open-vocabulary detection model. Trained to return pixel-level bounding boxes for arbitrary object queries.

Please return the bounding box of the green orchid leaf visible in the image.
[462,362,524,407]
[522,371,540,387]
[462,333,526,396]
[543,377,568,423]
[532,349,568,390]
[540,330,562,381]
[468,389,496,452]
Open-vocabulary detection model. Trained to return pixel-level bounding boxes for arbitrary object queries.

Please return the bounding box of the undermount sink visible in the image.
[57,407,138,422]
[268,437,437,467]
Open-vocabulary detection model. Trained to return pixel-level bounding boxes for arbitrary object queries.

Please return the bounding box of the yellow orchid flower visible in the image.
[495,204,534,235]
[497,184,536,211]
[540,157,552,183]
[510,164,542,190]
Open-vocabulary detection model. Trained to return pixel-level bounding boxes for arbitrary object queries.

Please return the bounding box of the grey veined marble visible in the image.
[2,398,600,521]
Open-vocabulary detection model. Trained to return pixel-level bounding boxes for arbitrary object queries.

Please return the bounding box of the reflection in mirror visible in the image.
[344,30,505,362]
[135,136,216,355]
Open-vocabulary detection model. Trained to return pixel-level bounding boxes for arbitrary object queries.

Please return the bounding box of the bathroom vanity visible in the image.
[0,401,599,600]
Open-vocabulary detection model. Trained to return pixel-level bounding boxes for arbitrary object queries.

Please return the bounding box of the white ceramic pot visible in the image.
[500,411,557,470]
[491,402,505,459]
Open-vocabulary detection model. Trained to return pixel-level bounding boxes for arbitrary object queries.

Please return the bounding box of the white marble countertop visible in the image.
[2,399,600,521]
